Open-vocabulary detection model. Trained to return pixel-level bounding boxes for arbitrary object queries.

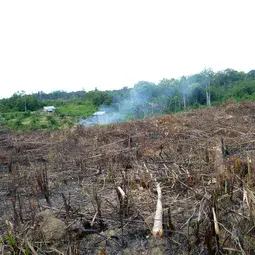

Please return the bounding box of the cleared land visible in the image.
[0,101,254,254]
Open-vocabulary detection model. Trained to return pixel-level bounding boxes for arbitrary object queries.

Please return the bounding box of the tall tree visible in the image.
[199,68,214,105]
[179,76,188,109]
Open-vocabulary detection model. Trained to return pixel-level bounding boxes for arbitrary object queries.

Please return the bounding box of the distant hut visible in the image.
[80,111,108,127]
[93,111,106,124]
[43,106,56,114]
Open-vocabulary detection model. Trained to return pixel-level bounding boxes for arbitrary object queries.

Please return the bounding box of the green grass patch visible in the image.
[57,101,96,117]
[0,111,77,131]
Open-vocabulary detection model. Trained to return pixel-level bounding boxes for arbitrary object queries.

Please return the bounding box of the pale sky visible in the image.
[0,0,254,98]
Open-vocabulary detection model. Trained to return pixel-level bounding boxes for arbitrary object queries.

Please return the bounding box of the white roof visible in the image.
[43,106,56,111]
[93,111,106,116]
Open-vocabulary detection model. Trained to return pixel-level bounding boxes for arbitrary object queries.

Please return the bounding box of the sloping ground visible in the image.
[0,101,254,254]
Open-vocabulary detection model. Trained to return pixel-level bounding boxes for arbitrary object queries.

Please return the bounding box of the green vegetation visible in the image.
[0,111,75,131]
[0,68,254,131]
[56,100,96,117]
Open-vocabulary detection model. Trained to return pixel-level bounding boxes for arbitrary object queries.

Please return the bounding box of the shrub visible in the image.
[23,111,31,117]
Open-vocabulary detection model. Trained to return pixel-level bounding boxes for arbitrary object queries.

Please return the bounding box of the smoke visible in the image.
[80,81,166,126]
[80,72,213,127]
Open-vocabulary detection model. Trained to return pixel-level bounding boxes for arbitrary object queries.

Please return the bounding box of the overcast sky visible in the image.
[0,0,254,98]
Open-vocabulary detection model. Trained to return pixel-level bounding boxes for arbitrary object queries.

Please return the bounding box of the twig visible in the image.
[26,239,38,255]
[91,211,98,227]
[217,222,245,255]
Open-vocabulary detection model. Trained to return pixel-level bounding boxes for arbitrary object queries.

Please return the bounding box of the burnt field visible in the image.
[0,101,255,254]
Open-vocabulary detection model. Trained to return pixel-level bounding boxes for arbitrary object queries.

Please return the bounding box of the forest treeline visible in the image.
[0,68,254,117]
